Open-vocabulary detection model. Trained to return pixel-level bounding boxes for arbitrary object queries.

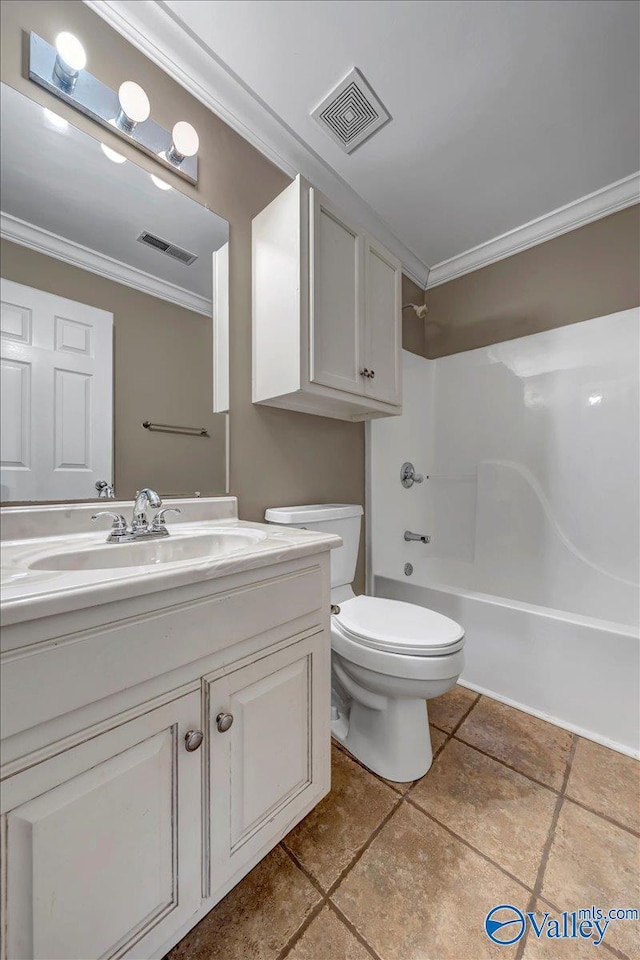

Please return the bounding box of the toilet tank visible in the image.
[264,504,363,589]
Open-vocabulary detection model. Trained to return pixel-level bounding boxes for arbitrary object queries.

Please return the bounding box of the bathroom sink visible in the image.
[29,529,268,571]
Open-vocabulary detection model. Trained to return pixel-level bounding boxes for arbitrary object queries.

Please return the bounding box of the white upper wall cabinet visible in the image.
[252,176,402,421]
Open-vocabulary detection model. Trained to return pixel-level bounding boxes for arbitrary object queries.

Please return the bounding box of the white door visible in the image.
[0,279,113,501]
[207,634,329,898]
[363,235,402,406]
[1,692,202,960]
[309,189,365,396]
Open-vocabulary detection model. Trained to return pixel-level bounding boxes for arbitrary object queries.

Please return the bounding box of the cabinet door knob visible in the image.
[360,368,369,377]
[369,370,375,379]
[216,712,234,733]
[184,729,204,752]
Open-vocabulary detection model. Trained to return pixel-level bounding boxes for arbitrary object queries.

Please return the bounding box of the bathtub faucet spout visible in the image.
[404,530,431,544]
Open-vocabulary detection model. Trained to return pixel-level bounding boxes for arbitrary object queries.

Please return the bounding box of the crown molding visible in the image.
[83,0,430,288]
[426,172,640,289]
[1,213,213,317]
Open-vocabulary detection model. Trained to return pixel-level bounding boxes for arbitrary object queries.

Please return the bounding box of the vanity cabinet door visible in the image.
[207,633,330,898]
[309,189,365,397]
[1,692,202,960]
[362,234,402,406]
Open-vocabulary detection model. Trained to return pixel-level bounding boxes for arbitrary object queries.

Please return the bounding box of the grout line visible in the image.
[327,900,384,960]
[514,890,538,960]
[561,795,640,839]
[532,893,628,960]
[404,794,534,895]
[279,842,329,899]
[451,733,562,795]
[326,795,405,899]
[527,735,578,910]
[274,896,326,960]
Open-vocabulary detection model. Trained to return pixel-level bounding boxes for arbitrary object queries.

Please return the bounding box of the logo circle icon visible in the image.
[484,905,526,945]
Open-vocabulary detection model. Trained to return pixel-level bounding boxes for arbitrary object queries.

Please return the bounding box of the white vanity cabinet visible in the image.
[0,515,335,960]
[2,692,203,960]
[252,175,402,421]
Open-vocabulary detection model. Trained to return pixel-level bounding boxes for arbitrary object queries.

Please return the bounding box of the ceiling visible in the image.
[1,83,228,308]
[158,0,639,276]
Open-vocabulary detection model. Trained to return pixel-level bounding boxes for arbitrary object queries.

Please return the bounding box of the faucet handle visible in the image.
[150,507,181,531]
[92,512,127,534]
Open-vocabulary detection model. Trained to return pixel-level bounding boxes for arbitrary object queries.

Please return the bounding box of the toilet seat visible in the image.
[334,595,464,657]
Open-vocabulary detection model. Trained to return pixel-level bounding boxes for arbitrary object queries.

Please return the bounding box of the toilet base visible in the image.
[331,696,433,782]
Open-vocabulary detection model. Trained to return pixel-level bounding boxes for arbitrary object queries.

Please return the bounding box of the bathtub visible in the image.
[375,575,640,758]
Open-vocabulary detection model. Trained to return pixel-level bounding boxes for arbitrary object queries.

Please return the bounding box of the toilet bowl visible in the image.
[264,504,465,782]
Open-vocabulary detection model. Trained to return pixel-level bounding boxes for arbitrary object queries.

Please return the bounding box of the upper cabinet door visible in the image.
[309,189,364,396]
[363,235,402,406]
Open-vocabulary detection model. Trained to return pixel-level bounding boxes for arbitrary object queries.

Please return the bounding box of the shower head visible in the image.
[402,303,428,320]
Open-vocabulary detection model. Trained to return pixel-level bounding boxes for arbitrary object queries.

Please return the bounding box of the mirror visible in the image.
[0,83,229,503]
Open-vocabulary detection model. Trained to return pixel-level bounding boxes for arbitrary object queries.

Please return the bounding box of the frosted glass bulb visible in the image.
[101,143,126,164]
[118,81,150,125]
[171,121,199,159]
[55,32,87,72]
[151,174,172,191]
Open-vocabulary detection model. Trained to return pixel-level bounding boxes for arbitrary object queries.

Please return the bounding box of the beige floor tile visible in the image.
[410,738,557,886]
[166,846,321,960]
[566,737,640,833]
[427,684,479,732]
[541,799,640,958]
[456,697,573,790]
[522,901,619,958]
[283,744,398,891]
[285,906,372,960]
[333,802,528,960]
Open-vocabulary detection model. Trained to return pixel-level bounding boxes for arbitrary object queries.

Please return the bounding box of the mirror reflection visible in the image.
[0,83,229,503]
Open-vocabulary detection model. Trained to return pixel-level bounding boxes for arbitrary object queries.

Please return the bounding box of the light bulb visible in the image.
[116,81,150,132]
[55,32,87,71]
[53,32,86,91]
[168,121,199,164]
[43,108,69,131]
[101,143,127,164]
[151,174,172,191]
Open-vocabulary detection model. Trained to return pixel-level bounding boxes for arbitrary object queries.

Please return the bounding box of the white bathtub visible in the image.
[375,575,640,758]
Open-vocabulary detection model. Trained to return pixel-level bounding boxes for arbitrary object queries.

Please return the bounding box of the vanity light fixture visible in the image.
[52,32,86,91]
[116,81,150,133]
[101,143,127,164]
[28,32,199,183]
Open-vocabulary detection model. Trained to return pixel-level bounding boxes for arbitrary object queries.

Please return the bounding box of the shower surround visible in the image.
[369,309,640,755]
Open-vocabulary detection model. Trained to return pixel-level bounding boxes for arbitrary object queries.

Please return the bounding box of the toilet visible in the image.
[264,504,465,782]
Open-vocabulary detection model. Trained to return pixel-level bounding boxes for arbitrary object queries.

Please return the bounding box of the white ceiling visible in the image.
[160,0,639,272]
[1,84,228,302]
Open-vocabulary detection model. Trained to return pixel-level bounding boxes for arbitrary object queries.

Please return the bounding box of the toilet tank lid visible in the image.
[265,504,363,525]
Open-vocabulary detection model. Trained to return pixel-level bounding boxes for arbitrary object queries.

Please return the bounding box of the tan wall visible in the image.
[1,238,227,498]
[401,275,427,357]
[0,0,366,586]
[424,205,640,358]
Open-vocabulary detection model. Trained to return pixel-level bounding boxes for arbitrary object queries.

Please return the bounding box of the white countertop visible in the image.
[1,499,340,626]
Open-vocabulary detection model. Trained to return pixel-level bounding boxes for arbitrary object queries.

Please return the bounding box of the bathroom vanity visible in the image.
[0,498,339,960]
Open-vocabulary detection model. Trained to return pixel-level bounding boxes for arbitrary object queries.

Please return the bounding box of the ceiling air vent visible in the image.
[137,231,198,265]
[311,67,390,154]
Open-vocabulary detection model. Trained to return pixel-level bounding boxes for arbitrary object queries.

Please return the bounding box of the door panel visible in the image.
[207,634,328,896]
[309,190,364,396]
[363,236,401,405]
[0,279,113,501]
[2,693,202,960]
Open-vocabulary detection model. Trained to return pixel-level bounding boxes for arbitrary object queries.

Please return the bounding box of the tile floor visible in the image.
[167,687,640,960]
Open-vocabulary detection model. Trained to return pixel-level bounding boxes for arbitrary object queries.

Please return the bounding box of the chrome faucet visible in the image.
[404,530,431,544]
[92,488,181,543]
[132,488,162,532]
